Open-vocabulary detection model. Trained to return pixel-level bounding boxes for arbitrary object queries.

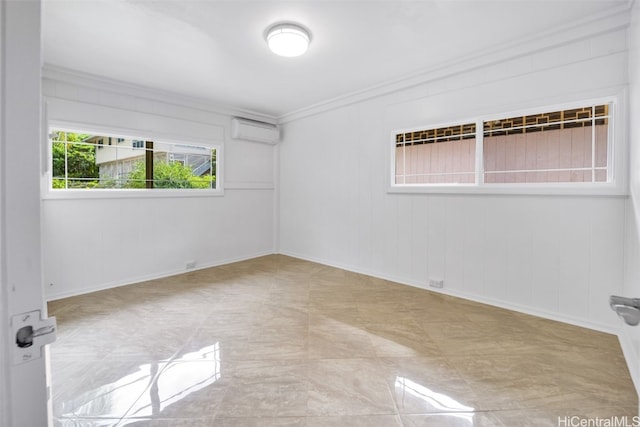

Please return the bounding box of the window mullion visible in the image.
[402,136,406,185]
[145,141,154,189]
[476,119,484,186]
[64,133,69,189]
[591,105,596,183]
[607,104,614,183]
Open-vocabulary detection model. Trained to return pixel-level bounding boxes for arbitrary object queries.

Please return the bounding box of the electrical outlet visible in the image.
[186,260,196,269]
[429,279,444,289]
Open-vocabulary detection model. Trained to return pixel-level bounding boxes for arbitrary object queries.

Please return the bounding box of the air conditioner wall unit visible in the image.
[231,117,280,144]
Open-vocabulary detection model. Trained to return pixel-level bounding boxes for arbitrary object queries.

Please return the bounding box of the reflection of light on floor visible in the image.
[395,376,474,424]
[61,343,221,420]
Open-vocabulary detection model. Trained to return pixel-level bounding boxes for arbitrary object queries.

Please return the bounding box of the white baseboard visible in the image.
[45,250,274,301]
[277,249,619,335]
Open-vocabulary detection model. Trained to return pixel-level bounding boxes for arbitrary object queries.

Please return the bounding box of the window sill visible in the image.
[42,188,224,200]
[387,182,628,197]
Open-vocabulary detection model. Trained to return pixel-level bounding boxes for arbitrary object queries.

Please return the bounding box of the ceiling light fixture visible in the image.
[265,23,310,57]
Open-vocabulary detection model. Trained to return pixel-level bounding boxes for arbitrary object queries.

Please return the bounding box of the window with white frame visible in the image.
[395,122,477,184]
[392,101,613,189]
[51,129,218,190]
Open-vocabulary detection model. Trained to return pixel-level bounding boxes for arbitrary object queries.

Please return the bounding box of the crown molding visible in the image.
[41,64,278,125]
[278,2,632,124]
[42,1,632,126]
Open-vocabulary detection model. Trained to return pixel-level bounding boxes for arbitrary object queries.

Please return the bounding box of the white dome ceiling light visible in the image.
[265,23,311,57]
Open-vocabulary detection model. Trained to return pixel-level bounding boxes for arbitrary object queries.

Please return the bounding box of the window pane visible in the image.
[395,123,476,184]
[51,140,67,189]
[595,116,608,182]
[151,143,215,189]
[51,130,217,190]
[95,144,121,188]
[187,152,216,189]
[51,131,101,189]
[483,105,610,184]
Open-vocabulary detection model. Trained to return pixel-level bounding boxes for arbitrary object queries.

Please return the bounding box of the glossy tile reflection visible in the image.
[126,344,222,419]
[49,255,638,426]
[55,344,222,424]
[394,377,474,414]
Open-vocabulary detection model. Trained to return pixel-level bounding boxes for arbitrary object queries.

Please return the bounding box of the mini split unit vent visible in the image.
[231,117,280,144]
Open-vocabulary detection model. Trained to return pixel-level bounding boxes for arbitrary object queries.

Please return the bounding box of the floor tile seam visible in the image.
[247,301,270,329]
[468,399,611,413]
[307,355,380,361]
[306,319,368,331]
[164,315,214,365]
[512,404,640,412]
[186,386,231,425]
[304,410,400,419]
[514,397,640,413]
[423,359,505,411]
[443,346,612,374]
[354,321,377,354]
[383,327,450,358]
[370,356,403,419]
[55,415,126,420]
[116,415,216,425]
[120,415,215,421]
[361,326,433,346]
[117,351,219,422]
[118,375,161,422]
[306,356,394,418]
[465,407,637,416]
[230,357,309,372]
[393,410,503,426]
[395,409,479,416]
[416,318,483,333]
[434,347,524,362]
[57,416,121,427]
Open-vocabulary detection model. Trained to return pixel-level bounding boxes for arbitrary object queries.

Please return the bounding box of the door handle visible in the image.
[10,310,57,364]
[610,295,640,309]
[16,324,56,348]
[610,295,640,326]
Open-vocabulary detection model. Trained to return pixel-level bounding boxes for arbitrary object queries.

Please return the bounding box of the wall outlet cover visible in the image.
[429,279,444,288]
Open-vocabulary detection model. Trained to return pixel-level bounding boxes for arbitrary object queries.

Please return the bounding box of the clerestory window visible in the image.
[391,99,616,194]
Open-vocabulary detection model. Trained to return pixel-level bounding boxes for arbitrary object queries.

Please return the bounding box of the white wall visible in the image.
[42,72,277,300]
[623,0,640,400]
[279,25,629,332]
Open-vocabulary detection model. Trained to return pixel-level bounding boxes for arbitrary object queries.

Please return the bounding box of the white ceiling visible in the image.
[43,0,628,118]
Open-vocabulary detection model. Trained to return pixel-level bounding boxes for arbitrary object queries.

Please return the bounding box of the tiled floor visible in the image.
[48,255,638,426]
